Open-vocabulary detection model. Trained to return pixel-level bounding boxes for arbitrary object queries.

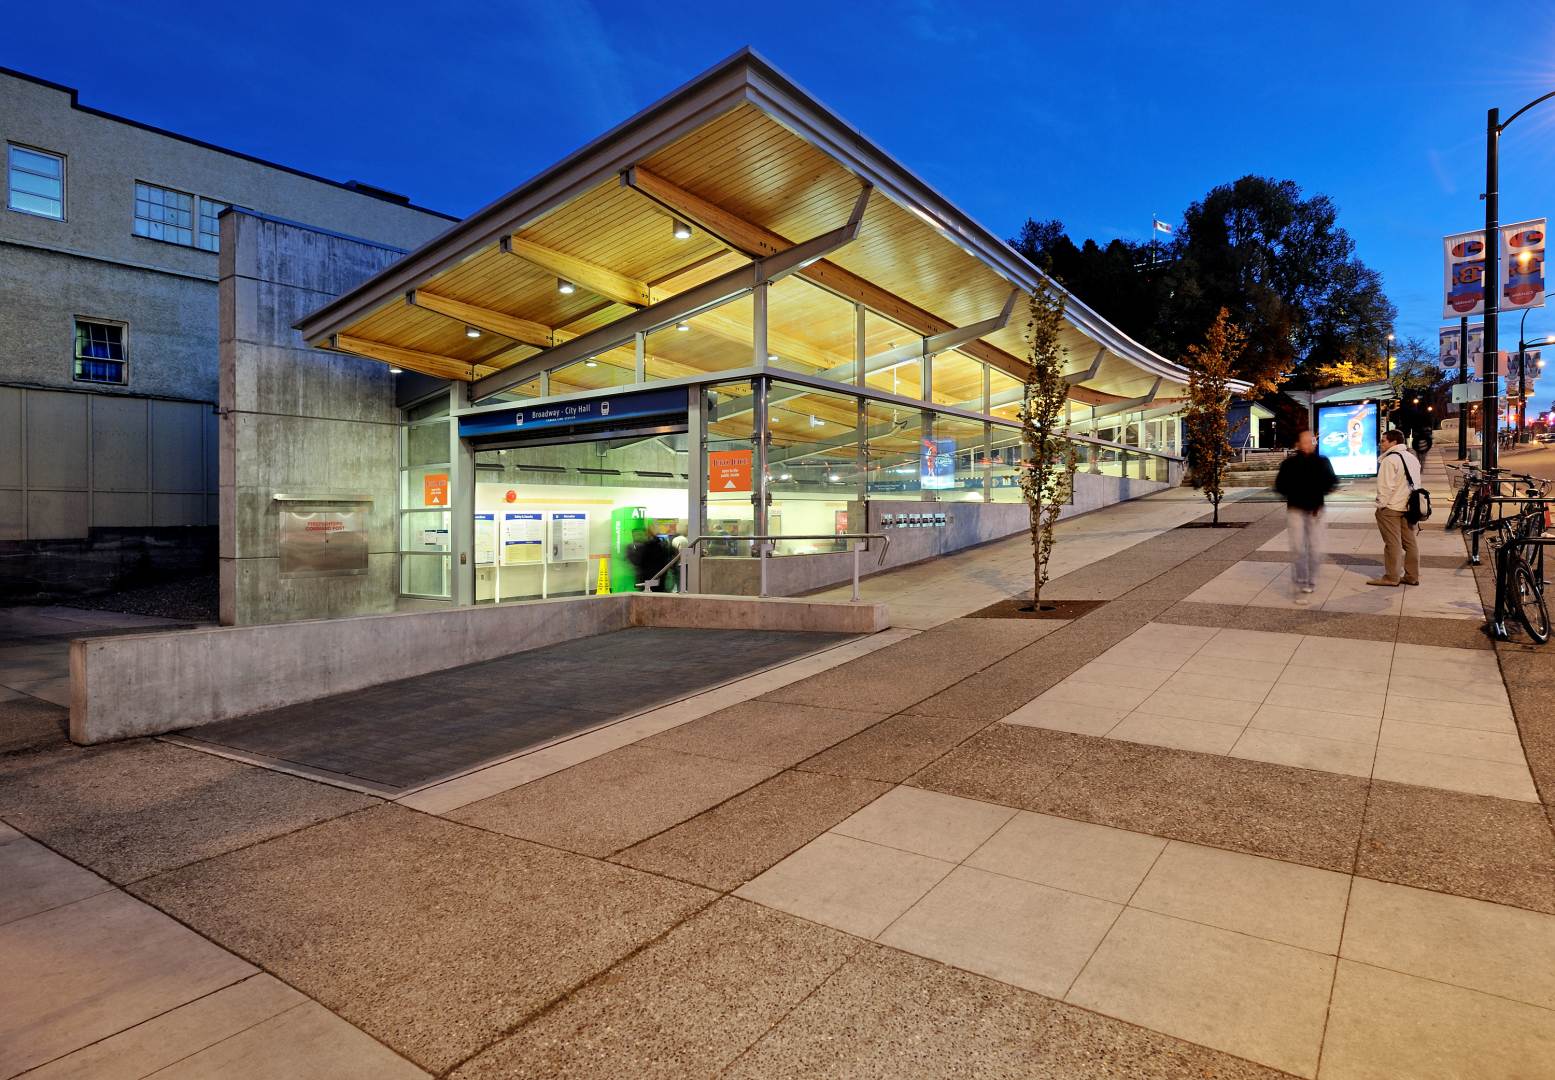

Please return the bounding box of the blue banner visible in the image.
[459,387,686,438]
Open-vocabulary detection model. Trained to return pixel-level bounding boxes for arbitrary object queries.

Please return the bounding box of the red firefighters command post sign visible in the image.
[708,450,752,492]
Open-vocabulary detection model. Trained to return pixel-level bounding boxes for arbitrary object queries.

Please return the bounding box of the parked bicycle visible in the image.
[1445,464,1550,565]
[1465,499,1553,643]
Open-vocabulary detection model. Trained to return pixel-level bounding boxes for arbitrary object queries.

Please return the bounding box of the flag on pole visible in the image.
[1152,218,1174,235]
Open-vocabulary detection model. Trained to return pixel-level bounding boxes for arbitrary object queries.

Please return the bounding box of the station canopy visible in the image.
[295,49,1205,441]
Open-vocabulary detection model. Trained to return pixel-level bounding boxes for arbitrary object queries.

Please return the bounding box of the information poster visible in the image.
[919,437,957,490]
[708,450,753,492]
[474,513,496,565]
[501,512,543,565]
[549,512,588,562]
[419,527,449,550]
[1316,402,1379,478]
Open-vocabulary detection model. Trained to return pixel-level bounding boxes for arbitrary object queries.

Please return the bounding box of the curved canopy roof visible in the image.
[296,49,1218,411]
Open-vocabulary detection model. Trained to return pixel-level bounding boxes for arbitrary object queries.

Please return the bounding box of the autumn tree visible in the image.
[1183,309,1247,525]
[1018,284,1079,609]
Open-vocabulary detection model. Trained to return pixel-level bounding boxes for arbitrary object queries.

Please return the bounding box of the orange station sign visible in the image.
[423,472,450,507]
[708,450,752,493]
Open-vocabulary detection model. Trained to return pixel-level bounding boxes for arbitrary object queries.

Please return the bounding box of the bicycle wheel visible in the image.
[1514,561,1550,644]
[1446,487,1468,530]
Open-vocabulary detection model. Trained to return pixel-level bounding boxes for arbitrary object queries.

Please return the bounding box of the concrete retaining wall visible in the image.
[69,593,887,744]
[702,469,1177,597]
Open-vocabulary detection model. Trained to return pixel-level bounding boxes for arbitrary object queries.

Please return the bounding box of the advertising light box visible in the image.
[1315,402,1379,478]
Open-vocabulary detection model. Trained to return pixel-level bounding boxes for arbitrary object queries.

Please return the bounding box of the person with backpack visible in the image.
[1274,430,1339,601]
[1369,429,1423,587]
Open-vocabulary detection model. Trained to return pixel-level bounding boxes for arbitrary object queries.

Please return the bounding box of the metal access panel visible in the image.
[276,496,371,578]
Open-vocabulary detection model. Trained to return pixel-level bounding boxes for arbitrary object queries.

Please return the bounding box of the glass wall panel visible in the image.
[646,294,754,380]
[472,435,688,603]
[861,310,922,401]
[929,350,985,408]
[988,421,1025,503]
[549,352,637,393]
[400,397,451,598]
[766,380,860,554]
[766,277,856,381]
[864,397,923,500]
[989,368,1022,423]
[705,381,757,558]
[927,413,988,502]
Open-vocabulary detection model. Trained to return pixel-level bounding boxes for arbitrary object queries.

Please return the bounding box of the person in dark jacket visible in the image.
[625,527,675,591]
[1274,430,1339,602]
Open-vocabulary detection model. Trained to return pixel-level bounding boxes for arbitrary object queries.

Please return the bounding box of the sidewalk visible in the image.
[3,482,1554,1079]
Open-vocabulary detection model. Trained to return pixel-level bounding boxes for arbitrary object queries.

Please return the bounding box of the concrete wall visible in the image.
[219,210,409,625]
[70,592,888,743]
[701,467,1179,596]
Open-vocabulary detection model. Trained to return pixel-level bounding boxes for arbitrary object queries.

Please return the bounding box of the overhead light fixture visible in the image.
[778,472,792,481]
[388,367,403,374]
[676,321,690,332]
[768,353,779,362]
[465,325,481,339]
[557,278,576,295]
[672,219,692,240]
[827,473,842,483]
[585,359,598,367]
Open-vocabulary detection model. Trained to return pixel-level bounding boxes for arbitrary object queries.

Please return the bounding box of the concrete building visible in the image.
[218,49,1229,626]
[0,66,454,600]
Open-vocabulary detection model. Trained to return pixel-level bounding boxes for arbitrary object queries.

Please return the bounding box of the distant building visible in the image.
[0,67,454,600]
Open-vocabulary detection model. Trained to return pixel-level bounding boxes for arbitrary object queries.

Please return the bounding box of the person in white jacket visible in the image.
[1368,429,1421,586]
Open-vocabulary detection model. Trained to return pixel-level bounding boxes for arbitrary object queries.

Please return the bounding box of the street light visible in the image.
[1482,87,1555,468]
[1515,310,1555,443]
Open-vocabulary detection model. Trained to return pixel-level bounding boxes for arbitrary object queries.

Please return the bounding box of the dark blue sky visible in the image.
[7,0,1555,351]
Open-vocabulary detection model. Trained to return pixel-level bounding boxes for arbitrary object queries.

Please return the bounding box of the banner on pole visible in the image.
[1443,231,1487,318]
[1438,322,1482,378]
[1443,221,1546,319]
[1502,219,1546,312]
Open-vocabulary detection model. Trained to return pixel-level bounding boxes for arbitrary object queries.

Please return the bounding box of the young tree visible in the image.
[1018,284,1079,609]
[1183,308,1247,525]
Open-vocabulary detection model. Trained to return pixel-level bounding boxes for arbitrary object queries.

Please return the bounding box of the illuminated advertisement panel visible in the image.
[1315,402,1379,478]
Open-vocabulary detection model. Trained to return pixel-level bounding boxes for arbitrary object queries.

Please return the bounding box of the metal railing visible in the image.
[637,532,891,602]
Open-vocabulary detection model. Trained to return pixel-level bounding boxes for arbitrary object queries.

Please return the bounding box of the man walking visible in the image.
[1369,429,1422,587]
[1275,429,1338,601]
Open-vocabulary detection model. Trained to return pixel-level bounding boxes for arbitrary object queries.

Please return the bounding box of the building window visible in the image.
[133,182,195,246]
[73,319,127,385]
[7,145,65,219]
[197,197,226,251]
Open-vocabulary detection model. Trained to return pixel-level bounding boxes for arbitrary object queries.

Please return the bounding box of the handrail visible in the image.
[636,531,892,601]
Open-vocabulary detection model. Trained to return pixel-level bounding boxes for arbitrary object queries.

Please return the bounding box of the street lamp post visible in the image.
[1483,88,1555,470]
[1516,313,1554,442]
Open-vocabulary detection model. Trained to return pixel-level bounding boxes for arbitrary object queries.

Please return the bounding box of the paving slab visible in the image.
[793,711,992,782]
[0,829,112,926]
[721,941,1288,1080]
[146,1001,429,1079]
[907,722,1088,809]
[1357,780,1555,915]
[639,700,888,768]
[0,740,377,884]
[16,973,306,1080]
[449,898,860,1080]
[447,744,777,857]
[611,769,889,891]
[0,890,255,1078]
[130,804,713,1074]
[1022,729,1370,873]
[0,696,69,755]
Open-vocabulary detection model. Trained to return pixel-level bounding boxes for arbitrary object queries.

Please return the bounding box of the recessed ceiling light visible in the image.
[557,278,575,295]
[465,325,481,338]
[768,354,778,362]
[585,359,598,367]
[388,367,403,374]
[676,321,690,332]
[672,219,692,240]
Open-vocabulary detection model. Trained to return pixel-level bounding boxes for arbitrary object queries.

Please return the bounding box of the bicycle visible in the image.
[1447,466,1550,564]
[1468,501,1553,642]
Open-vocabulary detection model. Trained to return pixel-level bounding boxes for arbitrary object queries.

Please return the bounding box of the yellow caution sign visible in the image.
[595,557,610,595]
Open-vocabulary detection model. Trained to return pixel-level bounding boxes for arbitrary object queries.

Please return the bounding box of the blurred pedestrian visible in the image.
[1274,430,1338,602]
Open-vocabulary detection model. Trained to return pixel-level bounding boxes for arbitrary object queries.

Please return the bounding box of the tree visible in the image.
[1018,284,1079,609]
[1010,178,1397,398]
[1183,309,1246,525]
